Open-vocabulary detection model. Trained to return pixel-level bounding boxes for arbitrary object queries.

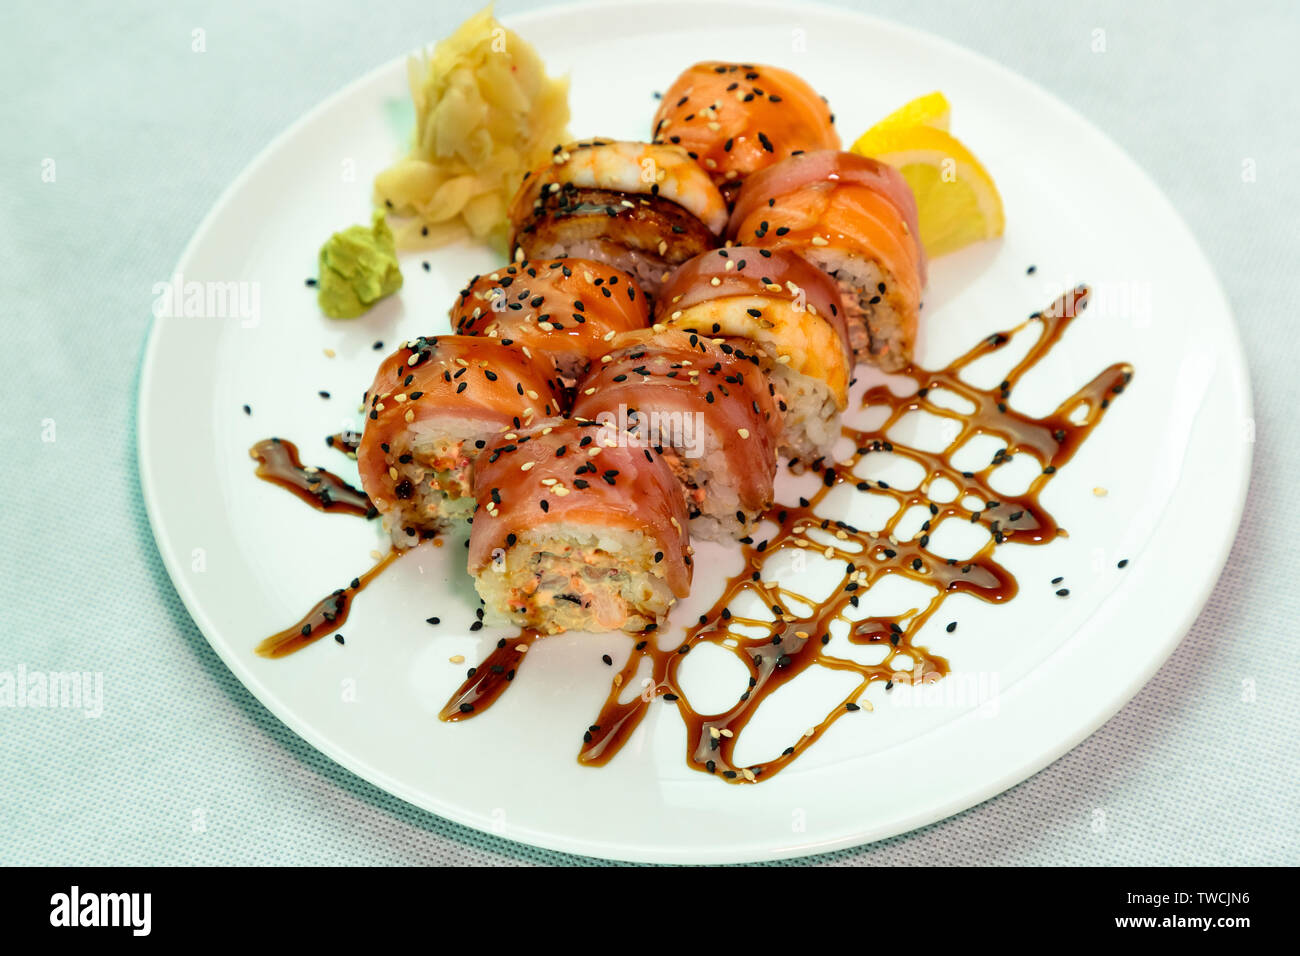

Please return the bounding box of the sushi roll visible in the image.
[570,328,781,541]
[507,139,728,297]
[652,61,840,206]
[655,246,852,463]
[449,257,650,385]
[727,150,926,371]
[469,418,692,634]
[357,336,564,547]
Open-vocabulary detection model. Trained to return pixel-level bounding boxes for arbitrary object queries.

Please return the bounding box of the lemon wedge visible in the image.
[852,97,1004,258]
[863,90,951,134]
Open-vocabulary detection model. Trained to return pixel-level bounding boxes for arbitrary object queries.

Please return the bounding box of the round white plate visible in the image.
[138,0,1252,863]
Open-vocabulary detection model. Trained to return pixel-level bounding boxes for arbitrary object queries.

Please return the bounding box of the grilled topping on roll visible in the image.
[451,258,651,384]
[508,140,728,297]
[656,247,852,463]
[571,328,781,541]
[652,61,840,205]
[469,418,692,634]
[727,150,927,371]
[357,336,564,546]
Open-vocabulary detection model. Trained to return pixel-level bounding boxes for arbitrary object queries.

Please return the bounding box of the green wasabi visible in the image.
[316,212,403,318]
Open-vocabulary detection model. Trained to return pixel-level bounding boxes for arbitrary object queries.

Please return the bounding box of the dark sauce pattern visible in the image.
[439,629,542,719]
[249,437,375,518]
[255,549,399,658]
[449,285,1134,783]
[326,430,362,456]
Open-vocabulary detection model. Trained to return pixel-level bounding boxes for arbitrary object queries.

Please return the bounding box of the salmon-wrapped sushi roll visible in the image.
[728,150,926,371]
[450,258,650,385]
[570,328,781,541]
[507,140,728,297]
[652,61,840,206]
[358,337,564,547]
[656,247,851,463]
[469,419,691,634]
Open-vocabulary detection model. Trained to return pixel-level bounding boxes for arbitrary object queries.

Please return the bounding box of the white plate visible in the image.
[137,0,1252,863]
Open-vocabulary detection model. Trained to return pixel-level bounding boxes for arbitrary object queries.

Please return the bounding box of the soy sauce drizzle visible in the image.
[439,629,541,720]
[250,437,376,517]
[256,550,400,658]
[567,285,1132,782]
[326,431,362,457]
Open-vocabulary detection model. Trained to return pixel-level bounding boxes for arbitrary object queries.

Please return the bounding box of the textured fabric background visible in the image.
[2,0,1296,866]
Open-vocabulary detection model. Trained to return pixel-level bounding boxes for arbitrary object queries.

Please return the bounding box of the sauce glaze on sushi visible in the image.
[450,257,651,383]
[508,140,728,297]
